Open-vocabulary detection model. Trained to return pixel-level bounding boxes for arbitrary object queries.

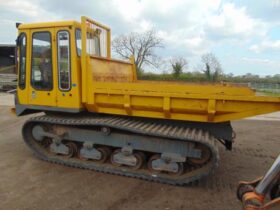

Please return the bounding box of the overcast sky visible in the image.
[1,0,280,76]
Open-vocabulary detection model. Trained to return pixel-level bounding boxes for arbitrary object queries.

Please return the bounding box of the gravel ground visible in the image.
[0,104,279,210]
[0,93,14,106]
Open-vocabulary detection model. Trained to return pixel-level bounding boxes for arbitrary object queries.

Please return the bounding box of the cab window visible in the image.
[87,32,100,56]
[75,29,81,56]
[31,32,53,90]
[57,31,71,91]
[75,28,101,56]
[18,33,27,89]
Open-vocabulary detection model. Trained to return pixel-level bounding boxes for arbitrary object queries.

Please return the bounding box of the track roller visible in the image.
[64,142,78,158]
[147,154,185,176]
[78,144,111,163]
[188,144,211,166]
[110,149,145,170]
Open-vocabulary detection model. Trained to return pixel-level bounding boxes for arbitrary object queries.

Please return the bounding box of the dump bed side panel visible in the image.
[85,81,280,123]
[90,56,135,82]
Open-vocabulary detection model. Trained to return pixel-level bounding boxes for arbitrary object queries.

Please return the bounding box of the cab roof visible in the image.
[18,20,81,30]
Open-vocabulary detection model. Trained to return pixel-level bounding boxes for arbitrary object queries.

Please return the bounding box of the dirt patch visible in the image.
[0,93,14,106]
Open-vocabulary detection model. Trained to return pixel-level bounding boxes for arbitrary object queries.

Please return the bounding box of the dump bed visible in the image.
[81,56,280,123]
[77,17,280,123]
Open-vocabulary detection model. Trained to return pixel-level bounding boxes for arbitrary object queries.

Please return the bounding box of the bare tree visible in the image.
[170,57,188,78]
[112,30,163,74]
[201,53,223,82]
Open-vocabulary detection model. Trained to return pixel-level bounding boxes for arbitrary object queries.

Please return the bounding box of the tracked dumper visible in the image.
[15,17,280,185]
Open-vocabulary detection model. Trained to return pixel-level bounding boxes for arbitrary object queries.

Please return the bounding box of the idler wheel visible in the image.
[31,123,52,149]
[31,123,50,142]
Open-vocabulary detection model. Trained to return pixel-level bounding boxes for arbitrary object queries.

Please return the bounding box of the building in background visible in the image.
[0,44,16,74]
[0,44,17,91]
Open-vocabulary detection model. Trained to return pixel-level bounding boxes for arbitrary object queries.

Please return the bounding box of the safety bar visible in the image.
[80,16,111,103]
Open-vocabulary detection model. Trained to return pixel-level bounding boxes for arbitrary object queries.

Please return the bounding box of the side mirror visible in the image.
[15,23,22,46]
[16,22,22,28]
[16,36,20,46]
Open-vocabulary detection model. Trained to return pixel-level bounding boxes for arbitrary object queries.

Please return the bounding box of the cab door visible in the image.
[17,30,29,106]
[55,27,80,109]
[28,28,57,106]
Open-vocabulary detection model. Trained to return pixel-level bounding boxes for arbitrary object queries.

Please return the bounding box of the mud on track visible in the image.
[0,106,279,210]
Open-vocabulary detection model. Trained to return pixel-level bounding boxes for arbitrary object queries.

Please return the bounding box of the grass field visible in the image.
[257,90,280,97]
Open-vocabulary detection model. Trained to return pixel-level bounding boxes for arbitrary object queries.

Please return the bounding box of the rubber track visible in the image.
[22,114,220,186]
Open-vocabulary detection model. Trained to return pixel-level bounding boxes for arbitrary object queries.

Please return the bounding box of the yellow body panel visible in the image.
[85,79,280,123]
[90,56,135,82]
[17,29,30,105]
[55,27,82,109]
[18,20,81,30]
[27,27,57,107]
[16,16,280,123]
